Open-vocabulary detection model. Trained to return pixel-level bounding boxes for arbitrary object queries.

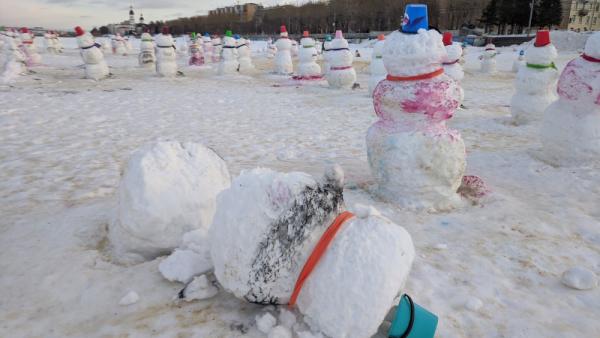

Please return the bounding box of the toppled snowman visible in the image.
[74,26,110,81]
[155,26,178,77]
[369,34,386,96]
[210,166,415,338]
[511,30,558,125]
[541,31,600,166]
[366,5,466,210]
[109,141,230,264]
[325,30,356,89]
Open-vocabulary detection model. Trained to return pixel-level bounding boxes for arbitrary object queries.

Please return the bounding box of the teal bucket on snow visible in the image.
[388,294,438,338]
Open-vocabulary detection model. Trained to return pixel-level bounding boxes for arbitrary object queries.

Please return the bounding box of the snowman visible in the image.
[53,32,64,53]
[112,34,127,55]
[540,31,600,165]
[321,35,333,75]
[217,30,239,75]
[325,30,356,89]
[369,34,386,96]
[512,49,526,73]
[202,33,213,63]
[290,39,299,57]
[211,35,222,63]
[101,37,112,54]
[1,32,28,83]
[19,27,41,66]
[177,35,189,56]
[366,4,466,210]
[442,32,465,103]
[480,42,497,73]
[44,31,57,54]
[155,26,178,77]
[511,30,558,125]
[295,30,321,80]
[274,25,293,75]
[209,166,415,338]
[138,30,156,67]
[74,26,110,81]
[236,35,255,74]
[188,32,205,66]
[124,36,133,53]
[266,37,277,58]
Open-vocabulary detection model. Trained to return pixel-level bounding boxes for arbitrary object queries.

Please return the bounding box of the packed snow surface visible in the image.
[0,37,599,338]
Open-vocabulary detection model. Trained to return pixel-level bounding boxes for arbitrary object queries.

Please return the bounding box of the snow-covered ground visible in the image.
[1,37,599,338]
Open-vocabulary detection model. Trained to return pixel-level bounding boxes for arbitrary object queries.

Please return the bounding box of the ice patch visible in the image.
[561,267,598,290]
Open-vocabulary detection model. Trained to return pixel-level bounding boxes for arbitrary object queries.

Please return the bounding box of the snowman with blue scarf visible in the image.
[74,26,109,80]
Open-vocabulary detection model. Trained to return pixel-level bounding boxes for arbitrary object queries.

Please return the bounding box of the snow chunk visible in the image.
[109,141,230,264]
[561,267,598,290]
[268,325,293,338]
[159,228,213,283]
[464,296,483,312]
[182,275,218,301]
[256,312,277,334]
[278,308,296,329]
[119,291,139,306]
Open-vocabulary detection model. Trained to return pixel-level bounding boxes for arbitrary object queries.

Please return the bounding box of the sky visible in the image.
[0,0,305,31]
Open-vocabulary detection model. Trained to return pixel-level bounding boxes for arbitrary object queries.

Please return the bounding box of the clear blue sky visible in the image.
[0,0,307,30]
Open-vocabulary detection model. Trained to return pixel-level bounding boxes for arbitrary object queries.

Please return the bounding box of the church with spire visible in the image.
[108,2,147,36]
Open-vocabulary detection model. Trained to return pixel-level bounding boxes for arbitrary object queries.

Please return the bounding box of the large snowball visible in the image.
[110,141,231,264]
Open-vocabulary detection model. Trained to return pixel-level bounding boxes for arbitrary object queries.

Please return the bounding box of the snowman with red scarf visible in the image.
[541,31,600,165]
[325,30,356,89]
[74,26,109,80]
[19,27,41,66]
[366,4,466,210]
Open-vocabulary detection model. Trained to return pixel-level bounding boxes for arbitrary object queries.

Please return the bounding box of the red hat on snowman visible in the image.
[534,30,551,47]
[75,26,85,37]
[280,25,288,38]
[442,32,453,46]
[303,30,309,38]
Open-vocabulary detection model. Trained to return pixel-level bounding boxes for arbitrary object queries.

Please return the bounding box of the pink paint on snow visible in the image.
[557,58,600,105]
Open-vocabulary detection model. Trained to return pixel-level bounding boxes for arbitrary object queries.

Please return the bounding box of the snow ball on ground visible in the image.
[182,275,218,301]
[159,228,213,283]
[561,267,598,290]
[119,291,139,306]
[268,325,293,338]
[256,312,277,334]
[109,141,230,264]
[464,296,484,312]
[278,308,296,329]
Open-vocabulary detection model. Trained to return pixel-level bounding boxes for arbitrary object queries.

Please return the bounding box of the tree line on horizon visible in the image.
[481,0,563,34]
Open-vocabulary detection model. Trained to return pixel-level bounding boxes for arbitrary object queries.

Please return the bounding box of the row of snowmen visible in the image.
[0,27,43,82]
[74,26,257,80]
[44,31,64,54]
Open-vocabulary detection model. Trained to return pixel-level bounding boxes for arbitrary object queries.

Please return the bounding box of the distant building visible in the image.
[566,0,600,31]
[208,3,263,22]
[107,4,147,36]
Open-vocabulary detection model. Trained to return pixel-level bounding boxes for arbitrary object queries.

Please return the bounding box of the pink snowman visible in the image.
[366,4,467,210]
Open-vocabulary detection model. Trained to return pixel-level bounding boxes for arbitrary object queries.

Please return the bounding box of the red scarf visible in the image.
[582,53,600,63]
[386,68,444,81]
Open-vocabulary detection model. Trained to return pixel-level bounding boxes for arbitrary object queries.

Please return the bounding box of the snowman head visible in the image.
[382,29,446,77]
[584,31,600,59]
[74,26,95,48]
[526,30,557,65]
[141,32,152,41]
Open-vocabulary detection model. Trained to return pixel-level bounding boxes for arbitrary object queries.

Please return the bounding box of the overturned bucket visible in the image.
[388,294,438,338]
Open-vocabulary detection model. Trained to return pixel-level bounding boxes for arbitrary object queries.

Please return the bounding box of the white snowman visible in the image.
[511,30,558,125]
[369,34,386,96]
[290,39,299,57]
[1,32,28,83]
[512,49,526,73]
[54,32,64,53]
[236,36,255,74]
[138,31,156,67]
[44,31,57,54]
[101,37,112,54]
[480,42,497,73]
[209,166,415,338]
[74,26,110,80]
[325,30,356,89]
[321,35,333,75]
[155,26,178,77]
[202,33,213,63]
[19,27,42,66]
[366,5,466,211]
[266,37,277,58]
[211,36,222,63]
[541,31,600,166]
[274,25,293,75]
[218,31,239,75]
[442,32,465,103]
[295,30,321,79]
[112,34,127,56]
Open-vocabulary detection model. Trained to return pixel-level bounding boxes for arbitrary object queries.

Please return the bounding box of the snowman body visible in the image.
[155,33,178,77]
[369,39,386,95]
[512,51,525,72]
[211,37,222,63]
[45,33,57,54]
[511,44,558,125]
[325,37,356,88]
[210,167,415,338]
[77,33,110,80]
[19,31,41,65]
[1,36,27,82]
[112,36,127,55]
[367,30,466,210]
[274,36,293,74]
[480,44,497,73]
[189,40,205,66]
[101,38,112,54]
[322,40,332,75]
[237,38,255,74]
[266,39,277,58]
[138,33,156,67]
[218,36,239,75]
[541,33,600,165]
[443,42,465,103]
[54,34,63,53]
[202,36,213,63]
[297,36,321,78]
